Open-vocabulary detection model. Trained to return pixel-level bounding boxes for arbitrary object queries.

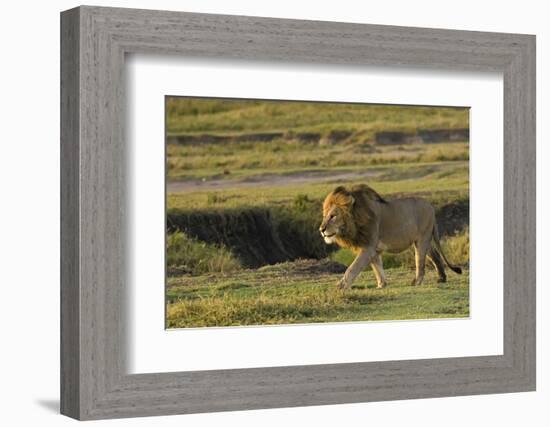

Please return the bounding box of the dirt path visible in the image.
[167,169,381,193]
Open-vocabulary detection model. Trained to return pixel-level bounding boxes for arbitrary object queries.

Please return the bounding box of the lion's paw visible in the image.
[336,278,350,290]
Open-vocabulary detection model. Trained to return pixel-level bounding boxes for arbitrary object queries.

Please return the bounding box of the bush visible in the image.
[167,231,241,274]
[293,193,311,211]
[441,226,470,266]
[207,193,226,205]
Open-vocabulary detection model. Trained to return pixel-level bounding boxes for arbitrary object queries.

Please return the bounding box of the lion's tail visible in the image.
[431,223,462,275]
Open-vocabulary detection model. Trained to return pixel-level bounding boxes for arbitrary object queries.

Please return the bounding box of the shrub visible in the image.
[167,231,241,274]
[293,193,311,211]
[441,226,470,266]
[207,193,226,205]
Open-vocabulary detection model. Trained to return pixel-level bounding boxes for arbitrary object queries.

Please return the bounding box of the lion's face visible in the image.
[319,204,348,244]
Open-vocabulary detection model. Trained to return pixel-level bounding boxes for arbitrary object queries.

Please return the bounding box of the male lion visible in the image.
[319,184,462,289]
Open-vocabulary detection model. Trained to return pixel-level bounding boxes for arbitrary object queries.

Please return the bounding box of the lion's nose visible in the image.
[320,226,326,233]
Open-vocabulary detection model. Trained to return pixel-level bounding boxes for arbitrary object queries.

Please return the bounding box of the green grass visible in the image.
[166,98,469,184]
[167,139,469,181]
[166,98,468,137]
[167,161,469,212]
[166,260,469,328]
[167,231,241,274]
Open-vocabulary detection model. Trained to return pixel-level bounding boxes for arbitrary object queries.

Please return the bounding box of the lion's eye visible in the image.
[330,214,336,220]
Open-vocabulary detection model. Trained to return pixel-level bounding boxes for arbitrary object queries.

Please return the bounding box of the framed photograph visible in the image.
[61,6,536,420]
[164,97,471,330]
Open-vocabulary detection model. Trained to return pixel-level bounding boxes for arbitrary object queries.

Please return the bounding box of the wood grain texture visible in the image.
[60,7,80,419]
[60,6,536,420]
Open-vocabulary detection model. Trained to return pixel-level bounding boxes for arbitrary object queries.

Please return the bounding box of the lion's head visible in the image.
[319,184,386,250]
[319,188,356,244]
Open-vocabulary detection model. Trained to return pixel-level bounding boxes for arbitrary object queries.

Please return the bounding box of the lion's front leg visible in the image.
[336,247,376,289]
[370,253,387,288]
[336,277,349,289]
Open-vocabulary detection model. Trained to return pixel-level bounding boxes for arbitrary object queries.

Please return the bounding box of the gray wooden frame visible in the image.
[60,5,536,421]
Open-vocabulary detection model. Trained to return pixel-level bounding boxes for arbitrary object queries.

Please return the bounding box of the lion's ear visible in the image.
[347,195,355,206]
[333,186,347,195]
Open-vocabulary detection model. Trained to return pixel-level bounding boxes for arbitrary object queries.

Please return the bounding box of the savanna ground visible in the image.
[165,98,470,328]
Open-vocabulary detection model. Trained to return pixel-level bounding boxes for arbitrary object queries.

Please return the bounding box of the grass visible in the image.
[167,140,469,181]
[166,98,468,137]
[167,231,241,274]
[441,226,470,265]
[167,161,469,212]
[166,260,469,328]
[166,230,470,328]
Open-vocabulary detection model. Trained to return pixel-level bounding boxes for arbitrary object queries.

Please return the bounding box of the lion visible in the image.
[319,184,462,289]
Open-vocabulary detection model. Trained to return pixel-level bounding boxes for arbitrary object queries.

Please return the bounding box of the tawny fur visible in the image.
[322,184,385,252]
[319,184,462,288]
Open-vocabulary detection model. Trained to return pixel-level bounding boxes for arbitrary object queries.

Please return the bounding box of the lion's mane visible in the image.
[322,184,387,252]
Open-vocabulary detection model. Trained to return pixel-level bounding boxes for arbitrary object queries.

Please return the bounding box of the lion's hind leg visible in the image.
[412,235,431,286]
[370,254,387,288]
[427,247,447,283]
